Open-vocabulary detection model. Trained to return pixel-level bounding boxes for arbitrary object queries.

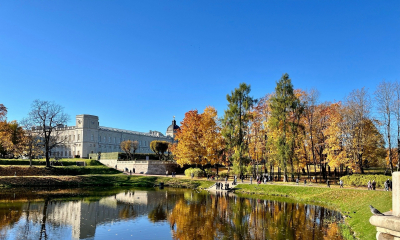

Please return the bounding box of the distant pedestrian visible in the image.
[225,176,228,183]
[339,179,343,188]
[384,180,389,191]
[372,180,376,190]
[250,176,252,184]
[166,170,168,177]
[304,179,307,185]
[296,178,299,185]
[389,180,392,191]
[191,173,194,179]
[327,179,330,188]
[367,180,371,190]
[129,170,132,175]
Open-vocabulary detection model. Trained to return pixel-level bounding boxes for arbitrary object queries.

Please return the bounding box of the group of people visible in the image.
[367,180,377,190]
[384,179,392,191]
[215,182,230,190]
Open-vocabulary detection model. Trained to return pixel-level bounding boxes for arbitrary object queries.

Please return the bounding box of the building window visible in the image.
[69,135,71,141]
[109,137,111,143]
[104,136,106,142]
[99,136,101,142]
[114,137,116,143]
[91,135,94,141]
[65,151,67,156]
[73,135,75,141]
[78,134,80,141]
[69,151,71,156]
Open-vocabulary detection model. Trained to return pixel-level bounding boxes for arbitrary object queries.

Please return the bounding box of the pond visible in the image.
[0,187,344,240]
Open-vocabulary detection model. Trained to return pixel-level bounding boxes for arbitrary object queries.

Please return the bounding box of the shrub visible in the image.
[340,174,392,188]
[184,168,204,178]
[219,172,229,178]
[204,168,213,176]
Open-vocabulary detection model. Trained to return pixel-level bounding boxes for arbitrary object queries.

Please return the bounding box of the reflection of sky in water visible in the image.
[0,189,343,240]
[3,217,72,240]
[94,216,172,240]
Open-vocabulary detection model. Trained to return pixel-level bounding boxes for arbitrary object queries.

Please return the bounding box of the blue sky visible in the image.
[1,1,399,133]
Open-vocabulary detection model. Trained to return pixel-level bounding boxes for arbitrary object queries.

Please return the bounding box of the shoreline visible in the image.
[0,174,391,240]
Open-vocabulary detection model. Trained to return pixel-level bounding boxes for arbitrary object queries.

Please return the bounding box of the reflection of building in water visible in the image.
[21,190,173,240]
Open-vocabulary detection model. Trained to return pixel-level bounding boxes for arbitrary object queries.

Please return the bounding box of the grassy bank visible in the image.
[235,184,391,240]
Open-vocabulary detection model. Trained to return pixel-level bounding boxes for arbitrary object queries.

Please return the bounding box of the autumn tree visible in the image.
[0,104,6,122]
[0,120,25,158]
[375,80,395,173]
[221,83,255,175]
[150,140,170,160]
[199,106,224,168]
[120,140,138,160]
[172,107,224,168]
[323,102,349,176]
[393,81,400,171]
[269,73,300,182]
[343,87,372,173]
[26,100,69,167]
[301,89,320,180]
[248,97,269,176]
[171,110,203,166]
[20,118,43,167]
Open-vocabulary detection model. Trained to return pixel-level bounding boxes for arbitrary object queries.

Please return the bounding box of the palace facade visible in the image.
[50,114,179,158]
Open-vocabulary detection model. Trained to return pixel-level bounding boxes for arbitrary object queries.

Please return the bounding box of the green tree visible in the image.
[269,73,300,182]
[222,83,255,175]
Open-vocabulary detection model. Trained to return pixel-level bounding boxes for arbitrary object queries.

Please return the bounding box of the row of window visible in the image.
[51,151,80,157]
[97,136,149,146]
[66,134,80,142]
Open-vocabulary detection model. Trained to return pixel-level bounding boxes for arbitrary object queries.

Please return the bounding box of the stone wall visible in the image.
[99,159,178,175]
[370,172,400,240]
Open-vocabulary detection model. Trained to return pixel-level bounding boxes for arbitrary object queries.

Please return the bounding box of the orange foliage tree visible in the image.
[171,107,224,168]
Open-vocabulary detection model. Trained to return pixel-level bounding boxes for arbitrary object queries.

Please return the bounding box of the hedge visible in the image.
[340,174,392,188]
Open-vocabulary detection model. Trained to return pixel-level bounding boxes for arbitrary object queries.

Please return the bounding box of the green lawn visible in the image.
[236,184,391,240]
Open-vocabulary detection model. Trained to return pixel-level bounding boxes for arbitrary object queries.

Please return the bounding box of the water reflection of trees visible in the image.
[0,189,343,240]
[168,193,343,240]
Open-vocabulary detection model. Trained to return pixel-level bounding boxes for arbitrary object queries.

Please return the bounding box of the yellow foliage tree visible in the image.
[171,107,224,167]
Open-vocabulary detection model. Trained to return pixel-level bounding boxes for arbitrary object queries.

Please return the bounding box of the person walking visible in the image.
[339,179,343,188]
[296,178,299,185]
[372,180,376,190]
[367,180,371,190]
[327,179,330,188]
[385,180,389,191]
[250,176,252,184]
[304,179,307,186]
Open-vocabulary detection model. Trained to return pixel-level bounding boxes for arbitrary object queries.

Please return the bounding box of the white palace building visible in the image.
[50,114,179,158]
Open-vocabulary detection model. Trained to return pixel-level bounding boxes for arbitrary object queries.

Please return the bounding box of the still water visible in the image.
[0,188,343,240]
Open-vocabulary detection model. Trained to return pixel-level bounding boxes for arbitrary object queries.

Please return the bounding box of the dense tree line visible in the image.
[171,74,397,180]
